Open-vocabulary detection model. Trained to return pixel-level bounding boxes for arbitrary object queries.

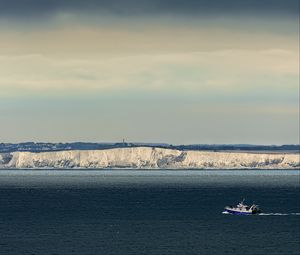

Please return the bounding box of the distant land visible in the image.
[0,143,299,169]
[0,147,299,169]
[0,142,299,153]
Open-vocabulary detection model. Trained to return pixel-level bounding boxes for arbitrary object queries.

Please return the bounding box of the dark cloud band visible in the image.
[0,0,299,18]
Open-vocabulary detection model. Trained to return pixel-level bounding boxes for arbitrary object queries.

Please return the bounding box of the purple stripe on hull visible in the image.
[225,209,252,215]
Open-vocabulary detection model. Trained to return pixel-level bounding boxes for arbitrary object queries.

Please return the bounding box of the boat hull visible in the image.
[225,208,255,215]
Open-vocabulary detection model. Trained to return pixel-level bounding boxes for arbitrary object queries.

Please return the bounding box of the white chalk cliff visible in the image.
[0,147,299,169]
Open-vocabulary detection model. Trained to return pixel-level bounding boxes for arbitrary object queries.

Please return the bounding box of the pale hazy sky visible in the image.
[0,0,299,144]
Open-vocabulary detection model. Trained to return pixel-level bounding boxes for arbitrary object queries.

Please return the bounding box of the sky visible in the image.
[0,0,299,145]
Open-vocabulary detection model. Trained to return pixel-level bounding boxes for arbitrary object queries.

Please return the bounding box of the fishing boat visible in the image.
[225,199,261,215]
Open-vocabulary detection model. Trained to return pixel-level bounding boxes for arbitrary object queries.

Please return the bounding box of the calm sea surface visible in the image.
[0,170,299,255]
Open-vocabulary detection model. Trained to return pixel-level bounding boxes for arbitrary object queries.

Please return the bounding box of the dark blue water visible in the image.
[0,170,299,255]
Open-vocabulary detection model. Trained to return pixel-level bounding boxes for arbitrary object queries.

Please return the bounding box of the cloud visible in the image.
[0,10,298,102]
[0,0,298,19]
[0,48,298,101]
[0,0,298,144]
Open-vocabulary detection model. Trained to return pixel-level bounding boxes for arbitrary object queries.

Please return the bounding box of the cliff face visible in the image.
[1,147,299,169]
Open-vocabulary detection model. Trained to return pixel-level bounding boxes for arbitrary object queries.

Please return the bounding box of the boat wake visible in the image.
[222,211,230,214]
[258,213,300,216]
[222,211,300,216]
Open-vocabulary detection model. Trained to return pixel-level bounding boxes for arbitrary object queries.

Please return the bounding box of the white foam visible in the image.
[259,213,300,216]
[222,211,300,216]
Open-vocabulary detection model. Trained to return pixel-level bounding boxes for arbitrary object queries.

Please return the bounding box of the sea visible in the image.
[0,170,299,255]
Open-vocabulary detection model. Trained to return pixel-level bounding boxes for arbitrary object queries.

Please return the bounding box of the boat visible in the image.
[224,199,261,215]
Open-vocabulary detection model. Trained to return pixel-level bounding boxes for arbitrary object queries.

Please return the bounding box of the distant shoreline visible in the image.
[1,142,299,154]
[1,168,299,171]
[1,147,299,170]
